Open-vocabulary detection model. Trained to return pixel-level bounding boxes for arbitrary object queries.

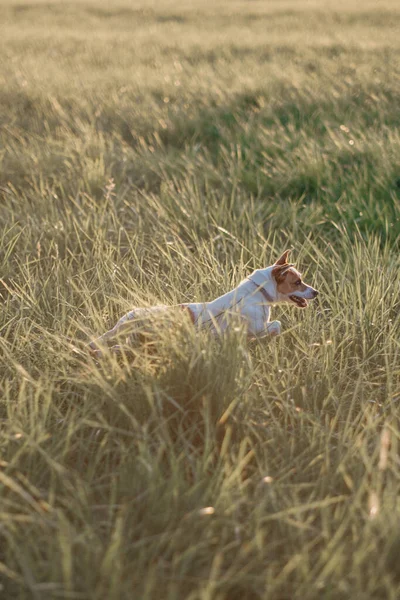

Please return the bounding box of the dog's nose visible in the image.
[312,289,319,298]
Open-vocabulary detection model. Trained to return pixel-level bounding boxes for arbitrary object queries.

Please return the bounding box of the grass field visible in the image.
[1,0,400,598]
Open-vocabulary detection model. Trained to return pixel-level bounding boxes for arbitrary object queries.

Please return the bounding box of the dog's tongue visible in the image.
[290,295,308,308]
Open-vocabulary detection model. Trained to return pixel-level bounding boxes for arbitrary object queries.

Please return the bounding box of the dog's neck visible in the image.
[245,268,277,303]
[206,267,277,315]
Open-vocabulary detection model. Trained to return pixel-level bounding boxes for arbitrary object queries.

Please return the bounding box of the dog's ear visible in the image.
[274,249,291,266]
[272,263,293,283]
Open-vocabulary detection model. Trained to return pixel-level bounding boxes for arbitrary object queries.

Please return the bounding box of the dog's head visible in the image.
[272,250,319,308]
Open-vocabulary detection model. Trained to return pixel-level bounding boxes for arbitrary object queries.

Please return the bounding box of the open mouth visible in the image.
[289,295,308,308]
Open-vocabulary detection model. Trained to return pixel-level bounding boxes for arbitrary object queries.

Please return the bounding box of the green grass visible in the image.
[1,1,400,598]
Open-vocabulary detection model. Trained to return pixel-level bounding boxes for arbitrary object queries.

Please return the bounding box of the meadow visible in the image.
[0,0,400,598]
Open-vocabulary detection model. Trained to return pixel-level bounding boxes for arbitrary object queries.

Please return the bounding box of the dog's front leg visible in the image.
[246,313,281,339]
[265,320,281,337]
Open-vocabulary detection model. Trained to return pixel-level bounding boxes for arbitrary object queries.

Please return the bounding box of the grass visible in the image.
[0,0,400,598]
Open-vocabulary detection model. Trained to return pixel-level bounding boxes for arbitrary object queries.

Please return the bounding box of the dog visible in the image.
[88,250,318,356]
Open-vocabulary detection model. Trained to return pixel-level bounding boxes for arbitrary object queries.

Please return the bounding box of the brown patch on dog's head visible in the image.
[272,266,310,308]
[272,249,295,283]
[272,250,319,308]
[274,267,306,294]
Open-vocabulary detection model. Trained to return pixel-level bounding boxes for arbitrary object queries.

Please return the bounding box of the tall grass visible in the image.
[0,1,399,598]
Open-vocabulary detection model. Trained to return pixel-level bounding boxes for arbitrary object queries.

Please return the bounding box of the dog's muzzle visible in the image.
[289,288,319,308]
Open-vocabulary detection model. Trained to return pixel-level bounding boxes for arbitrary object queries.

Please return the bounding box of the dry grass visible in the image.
[0,1,400,598]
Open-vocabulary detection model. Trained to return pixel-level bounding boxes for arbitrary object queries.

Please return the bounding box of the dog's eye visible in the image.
[295,280,301,286]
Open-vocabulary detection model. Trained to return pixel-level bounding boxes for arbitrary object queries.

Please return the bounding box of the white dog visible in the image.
[88,250,318,356]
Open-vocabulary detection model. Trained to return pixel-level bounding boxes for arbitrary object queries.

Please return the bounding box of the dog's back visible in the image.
[89,304,195,352]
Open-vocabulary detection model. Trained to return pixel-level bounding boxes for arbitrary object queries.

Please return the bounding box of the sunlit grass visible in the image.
[0,1,400,598]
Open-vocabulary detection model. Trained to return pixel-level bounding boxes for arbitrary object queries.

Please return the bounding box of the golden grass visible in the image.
[0,1,399,598]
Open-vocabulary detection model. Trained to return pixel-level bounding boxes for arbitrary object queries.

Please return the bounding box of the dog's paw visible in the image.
[267,320,281,337]
[89,348,104,359]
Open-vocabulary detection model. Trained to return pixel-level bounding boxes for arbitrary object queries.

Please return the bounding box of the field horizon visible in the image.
[1,1,400,598]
